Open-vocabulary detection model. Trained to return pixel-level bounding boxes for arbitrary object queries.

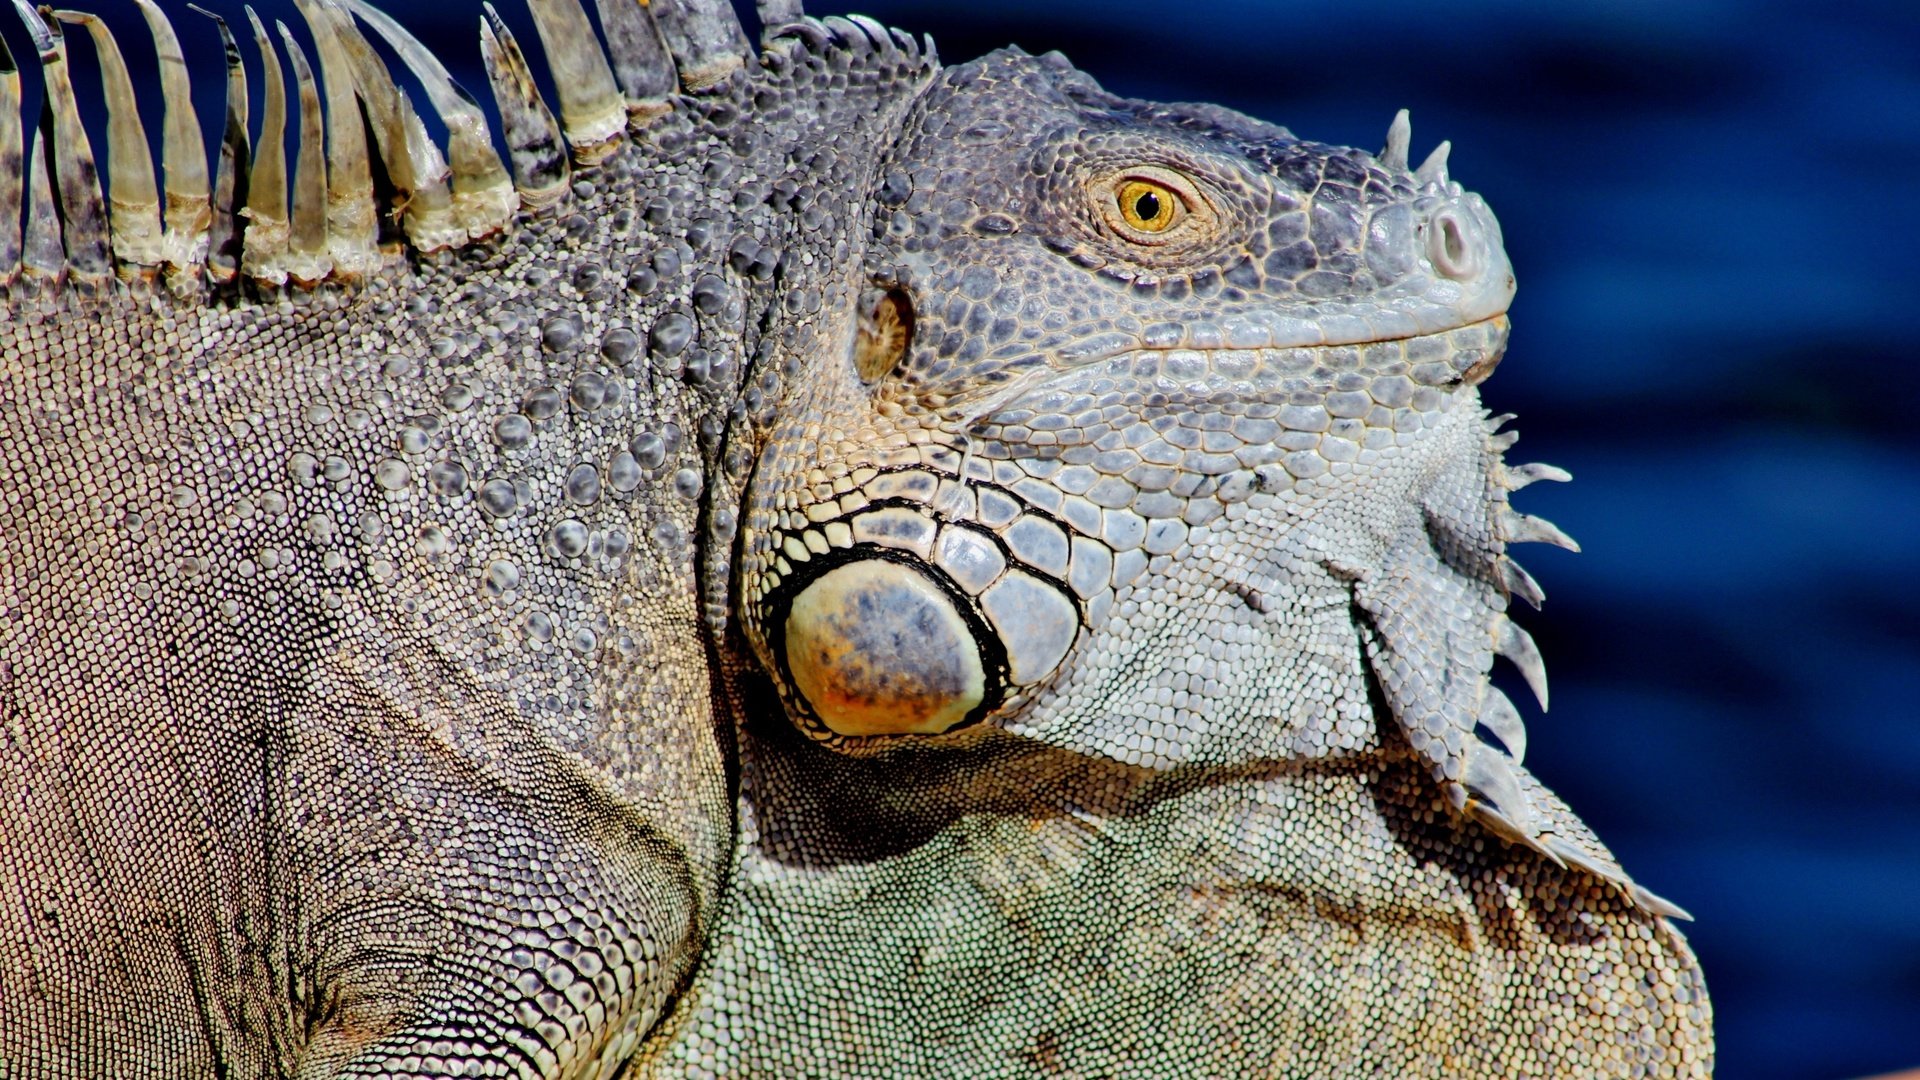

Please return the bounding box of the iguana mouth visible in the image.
[934,313,1513,435]
[1040,308,1515,377]
[1052,305,1512,367]
[1106,312,1513,385]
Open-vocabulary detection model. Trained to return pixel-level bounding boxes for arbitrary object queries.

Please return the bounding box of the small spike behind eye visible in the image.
[755,0,805,41]
[650,0,749,90]
[1494,616,1549,712]
[1416,139,1451,188]
[53,11,164,275]
[591,0,674,119]
[481,5,568,208]
[21,124,62,289]
[341,0,517,242]
[129,0,210,281]
[241,6,291,285]
[524,0,625,161]
[14,1,108,287]
[188,5,250,285]
[0,32,21,286]
[289,0,376,277]
[276,21,332,285]
[1500,509,1580,553]
[1381,108,1411,171]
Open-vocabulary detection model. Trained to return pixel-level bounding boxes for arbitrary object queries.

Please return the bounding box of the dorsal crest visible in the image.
[0,0,935,311]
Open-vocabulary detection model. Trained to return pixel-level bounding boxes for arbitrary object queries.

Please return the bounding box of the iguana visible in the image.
[0,0,1713,1075]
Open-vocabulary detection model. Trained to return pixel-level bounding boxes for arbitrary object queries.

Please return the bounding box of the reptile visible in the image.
[0,0,1714,1075]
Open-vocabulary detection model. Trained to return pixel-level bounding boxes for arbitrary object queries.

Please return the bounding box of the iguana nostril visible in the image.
[1428,207,1483,282]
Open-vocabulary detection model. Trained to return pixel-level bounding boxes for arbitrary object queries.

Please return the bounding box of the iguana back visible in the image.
[0,1,1711,1076]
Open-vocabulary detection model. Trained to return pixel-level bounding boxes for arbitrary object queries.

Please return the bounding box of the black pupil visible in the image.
[1132,190,1162,221]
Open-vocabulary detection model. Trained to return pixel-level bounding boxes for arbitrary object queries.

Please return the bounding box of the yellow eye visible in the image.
[1116,178,1181,232]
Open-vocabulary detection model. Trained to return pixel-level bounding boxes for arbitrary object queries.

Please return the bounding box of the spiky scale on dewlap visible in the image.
[0,0,1710,1076]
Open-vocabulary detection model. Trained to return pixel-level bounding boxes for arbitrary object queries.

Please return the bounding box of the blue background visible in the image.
[5,0,1916,1075]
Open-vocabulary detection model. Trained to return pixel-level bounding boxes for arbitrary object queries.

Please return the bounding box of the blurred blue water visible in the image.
[2,0,1914,1074]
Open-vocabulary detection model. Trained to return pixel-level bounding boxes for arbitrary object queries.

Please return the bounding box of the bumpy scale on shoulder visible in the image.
[0,1,1710,1077]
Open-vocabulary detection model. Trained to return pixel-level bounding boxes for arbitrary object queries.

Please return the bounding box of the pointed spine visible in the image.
[313,4,460,253]
[289,0,377,277]
[1458,744,1562,867]
[480,5,568,209]
[1476,685,1527,764]
[14,1,108,287]
[1502,461,1573,491]
[189,5,250,286]
[276,21,331,285]
[523,0,625,161]
[649,0,748,90]
[1500,509,1581,553]
[1498,556,1545,610]
[590,0,674,119]
[1627,883,1695,922]
[1543,836,1695,921]
[0,32,20,288]
[340,0,517,242]
[21,123,63,291]
[241,6,290,286]
[53,10,164,276]
[843,15,895,57]
[129,0,211,283]
[1494,617,1549,712]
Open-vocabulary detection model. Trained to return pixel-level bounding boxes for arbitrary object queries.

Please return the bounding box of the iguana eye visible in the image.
[1117,178,1180,232]
[1096,167,1207,244]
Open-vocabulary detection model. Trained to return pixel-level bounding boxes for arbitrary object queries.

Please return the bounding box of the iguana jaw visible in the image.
[742,310,1516,755]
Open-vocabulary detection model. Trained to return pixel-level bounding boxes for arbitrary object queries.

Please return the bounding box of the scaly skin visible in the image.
[0,3,1711,1077]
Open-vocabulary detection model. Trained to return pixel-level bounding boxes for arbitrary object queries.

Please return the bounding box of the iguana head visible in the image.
[742,41,1555,794]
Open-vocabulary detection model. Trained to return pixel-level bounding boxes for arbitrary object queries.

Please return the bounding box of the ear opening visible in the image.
[852,284,913,385]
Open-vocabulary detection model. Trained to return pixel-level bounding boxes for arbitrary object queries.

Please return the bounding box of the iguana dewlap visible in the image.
[0,1,1712,1076]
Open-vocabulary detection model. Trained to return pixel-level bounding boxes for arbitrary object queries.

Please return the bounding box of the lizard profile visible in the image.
[0,0,1713,1075]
